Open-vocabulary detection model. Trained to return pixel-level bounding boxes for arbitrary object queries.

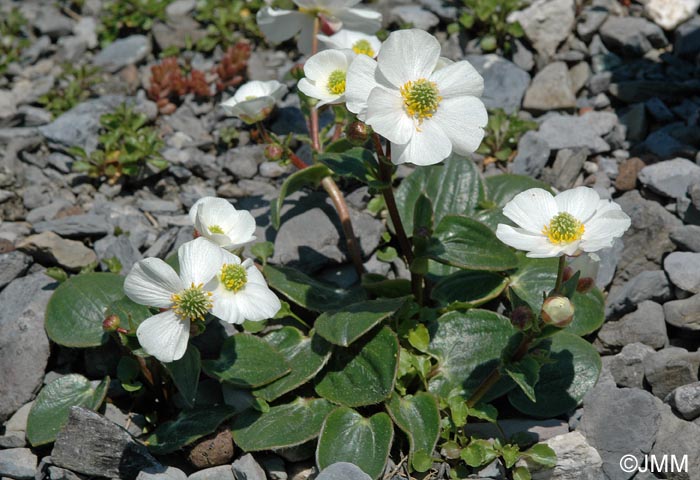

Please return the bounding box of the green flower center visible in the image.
[326,69,346,96]
[220,263,247,292]
[400,78,442,123]
[352,39,375,57]
[171,283,212,321]
[543,212,585,244]
[209,225,224,235]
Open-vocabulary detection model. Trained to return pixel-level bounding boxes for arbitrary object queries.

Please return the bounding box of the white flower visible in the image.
[318,30,382,57]
[495,187,632,258]
[124,238,223,363]
[221,80,287,124]
[206,249,281,325]
[257,0,382,54]
[345,29,487,166]
[298,49,355,107]
[189,197,257,250]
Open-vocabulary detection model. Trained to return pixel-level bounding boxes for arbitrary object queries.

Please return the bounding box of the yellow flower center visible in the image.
[326,69,346,95]
[171,283,212,321]
[245,95,257,101]
[400,78,442,123]
[352,39,375,57]
[220,263,247,292]
[209,225,224,234]
[543,212,585,244]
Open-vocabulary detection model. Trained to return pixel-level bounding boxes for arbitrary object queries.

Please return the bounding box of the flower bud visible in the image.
[290,63,305,81]
[510,306,534,330]
[103,314,120,332]
[264,143,284,162]
[576,277,595,293]
[541,296,575,327]
[190,321,205,337]
[345,121,371,145]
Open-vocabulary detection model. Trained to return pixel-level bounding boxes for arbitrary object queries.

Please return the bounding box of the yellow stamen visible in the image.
[352,39,375,57]
[171,283,212,321]
[220,263,247,293]
[542,212,585,244]
[209,225,224,234]
[326,69,346,96]
[400,78,442,126]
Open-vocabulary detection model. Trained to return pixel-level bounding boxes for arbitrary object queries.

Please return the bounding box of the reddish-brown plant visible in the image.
[215,41,251,92]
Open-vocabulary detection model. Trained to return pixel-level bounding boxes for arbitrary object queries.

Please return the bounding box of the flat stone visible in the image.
[523,62,577,111]
[0,273,54,421]
[577,6,609,42]
[316,463,371,480]
[188,429,234,469]
[639,158,700,199]
[605,270,672,318]
[465,418,568,444]
[0,448,37,480]
[93,35,151,72]
[223,146,263,179]
[466,54,531,114]
[646,0,700,30]
[232,453,266,480]
[537,112,618,154]
[510,131,551,177]
[52,407,161,479]
[643,346,700,399]
[600,16,668,56]
[136,466,188,480]
[675,15,700,57]
[667,381,700,420]
[0,250,32,289]
[18,231,97,271]
[33,213,111,238]
[651,398,700,477]
[390,5,439,30]
[664,294,700,331]
[258,454,287,480]
[664,252,700,293]
[608,343,656,389]
[188,465,235,480]
[541,148,588,190]
[614,157,645,192]
[526,432,603,480]
[48,465,85,479]
[598,301,668,353]
[508,0,575,57]
[34,6,74,38]
[259,161,289,178]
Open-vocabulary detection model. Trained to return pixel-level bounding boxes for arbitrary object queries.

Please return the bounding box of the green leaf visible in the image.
[426,310,517,399]
[461,439,498,467]
[45,273,125,347]
[412,450,433,473]
[317,147,376,183]
[27,374,109,446]
[513,466,532,480]
[523,443,557,468]
[232,397,335,451]
[505,356,541,403]
[431,270,508,308]
[361,274,412,298]
[427,215,518,271]
[105,296,151,331]
[407,323,430,352]
[163,345,201,408]
[315,326,399,407]
[251,241,275,265]
[315,297,407,347]
[386,393,440,466]
[395,154,484,235]
[202,334,290,388]
[271,164,331,229]
[316,407,394,479]
[264,265,365,313]
[145,405,237,454]
[509,332,601,417]
[254,327,332,402]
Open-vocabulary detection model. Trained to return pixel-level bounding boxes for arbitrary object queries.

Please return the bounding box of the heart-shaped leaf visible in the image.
[202,334,290,388]
[431,270,508,308]
[163,345,201,408]
[104,296,152,331]
[386,393,440,467]
[271,164,332,229]
[317,147,376,183]
[233,397,335,451]
[315,327,399,407]
[316,407,394,480]
[145,405,237,454]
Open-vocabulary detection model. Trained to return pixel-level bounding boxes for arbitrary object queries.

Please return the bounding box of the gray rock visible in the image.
[0,448,37,480]
[259,454,287,480]
[144,228,179,259]
[577,6,609,42]
[137,199,181,213]
[644,347,700,399]
[316,463,371,480]
[259,161,289,178]
[34,7,74,38]
[641,129,695,160]
[664,294,700,332]
[189,465,235,480]
[18,231,97,271]
[0,273,54,421]
[136,466,188,480]
[667,381,700,420]
[664,252,700,294]
[651,397,700,479]
[48,465,85,479]
[103,403,147,438]
[509,0,575,57]
[568,62,591,94]
[466,54,531,114]
[93,35,151,72]
[390,5,439,30]
[670,225,700,252]
[541,148,588,190]
[579,381,660,480]
[164,105,214,149]
[0,401,32,448]
[596,301,668,353]
[39,95,126,152]
[523,62,577,111]
[675,15,700,57]
[645,97,676,124]
[510,131,551,177]
[526,432,603,480]
[0,250,32,289]
[223,146,263,179]
[33,214,111,238]
[538,112,618,154]
[465,418,568,444]
[608,343,656,389]
[233,454,266,480]
[52,407,161,479]
[600,16,668,56]
[638,158,700,199]
[73,16,98,48]
[605,270,672,318]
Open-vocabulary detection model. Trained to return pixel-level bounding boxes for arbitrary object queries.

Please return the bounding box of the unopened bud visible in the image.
[346,121,371,145]
[510,306,534,330]
[103,314,120,332]
[290,63,305,81]
[576,277,595,293]
[264,143,284,162]
[541,296,575,327]
[190,321,205,337]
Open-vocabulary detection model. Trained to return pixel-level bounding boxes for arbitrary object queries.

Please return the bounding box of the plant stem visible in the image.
[322,176,365,276]
[256,121,272,144]
[554,255,567,294]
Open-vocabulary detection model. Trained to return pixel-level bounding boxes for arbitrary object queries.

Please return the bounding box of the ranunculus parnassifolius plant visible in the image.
[189,196,257,250]
[496,186,631,258]
[257,0,382,54]
[298,49,355,106]
[220,80,287,124]
[317,29,382,57]
[345,28,488,166]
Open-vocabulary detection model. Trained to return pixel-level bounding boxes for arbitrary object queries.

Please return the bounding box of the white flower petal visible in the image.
[223,210,258,248]
[333,7,382,33]
[365,87,414,144]
[430,60,484,98]
[211,293,244,324]
[225,97,276,124]
[296,15,317,54]
[188,197,206,225]
[345,54,378,120]
[304,49,349,82]
[502,188,558,234]
[496,224,549,253]
[124,258,182,308]
[554,187,601,223]
[376,29,440,87]
[432,96,487,155]
[233,284,282,322]
[390,119,452,166]
[297,78,333,102]
[136,310,190,363]
[256,7,306,44]
[178,237,223,286]
[582,209,631,251]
